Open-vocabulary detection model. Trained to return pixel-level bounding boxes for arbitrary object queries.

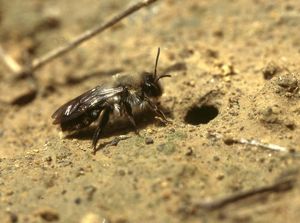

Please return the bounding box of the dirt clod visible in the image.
[275,74,299,94]
[1,1,300,223]
[75,197,82,205]
[213,155,220,161]
[145,137,154,145]
[185,147,194,156]
[36,208,59,222]
[4,212,18,223]
[262,62,281,80]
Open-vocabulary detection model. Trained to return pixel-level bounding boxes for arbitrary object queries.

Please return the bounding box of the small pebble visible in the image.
[169,128,176,133]
[185,147,194,156]
[6,190,14,196]
[262,62,279,80]
[118,169,126,176]
[75,197,82,205]
[145,137,154,145]
[213,156,220,161]
[84,185,97,201]
[36,208,59,221]
[75,167,85,177]
[223,137,236,145]
[217,174,224,180]
[80,213,104,223]
[0,129,4,138]
[43,156,52,163]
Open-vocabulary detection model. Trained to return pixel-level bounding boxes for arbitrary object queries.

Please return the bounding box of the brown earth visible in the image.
[0,0,300,222]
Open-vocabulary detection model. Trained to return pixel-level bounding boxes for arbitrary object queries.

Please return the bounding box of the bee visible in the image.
[51,48,170,152]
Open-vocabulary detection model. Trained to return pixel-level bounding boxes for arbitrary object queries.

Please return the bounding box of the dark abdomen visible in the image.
[60,108,102,131]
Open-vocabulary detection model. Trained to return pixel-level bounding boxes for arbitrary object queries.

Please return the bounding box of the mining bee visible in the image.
[52,48,170,152]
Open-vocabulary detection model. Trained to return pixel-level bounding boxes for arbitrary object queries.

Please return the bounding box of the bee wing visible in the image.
[52,86,124,124]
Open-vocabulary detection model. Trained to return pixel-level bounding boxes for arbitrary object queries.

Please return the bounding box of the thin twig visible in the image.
[223,137,290,153]
[208,132,294,154]
[196,177,295,210]
[31,0,159,72]
[0,0,158,76]
[0,45,22,73]
[237,138,289,152]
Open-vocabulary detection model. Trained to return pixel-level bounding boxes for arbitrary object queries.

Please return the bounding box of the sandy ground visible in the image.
[0,0,300,222]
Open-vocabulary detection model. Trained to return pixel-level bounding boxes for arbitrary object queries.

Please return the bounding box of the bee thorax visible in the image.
[113,72,142,87]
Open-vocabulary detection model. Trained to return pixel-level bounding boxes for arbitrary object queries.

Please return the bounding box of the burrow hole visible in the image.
[184,104,219,125]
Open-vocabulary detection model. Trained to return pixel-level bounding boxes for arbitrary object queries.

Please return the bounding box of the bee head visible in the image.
[142,48,171,97]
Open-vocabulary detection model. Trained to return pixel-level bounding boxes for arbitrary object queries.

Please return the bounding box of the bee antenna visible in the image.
[153,47,160,79]
[156,74,171,82]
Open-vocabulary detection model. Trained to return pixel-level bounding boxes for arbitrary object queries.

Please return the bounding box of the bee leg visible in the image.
[124,102,140,135]
[92,107,110,154]
[145,98,169,124]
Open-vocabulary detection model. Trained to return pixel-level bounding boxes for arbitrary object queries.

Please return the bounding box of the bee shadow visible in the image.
[66,106,172,149]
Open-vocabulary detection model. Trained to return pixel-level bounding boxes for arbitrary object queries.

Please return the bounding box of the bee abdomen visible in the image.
[60,108,101,131]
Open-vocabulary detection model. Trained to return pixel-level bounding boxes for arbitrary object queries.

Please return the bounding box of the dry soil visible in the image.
[0,0,300,222]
